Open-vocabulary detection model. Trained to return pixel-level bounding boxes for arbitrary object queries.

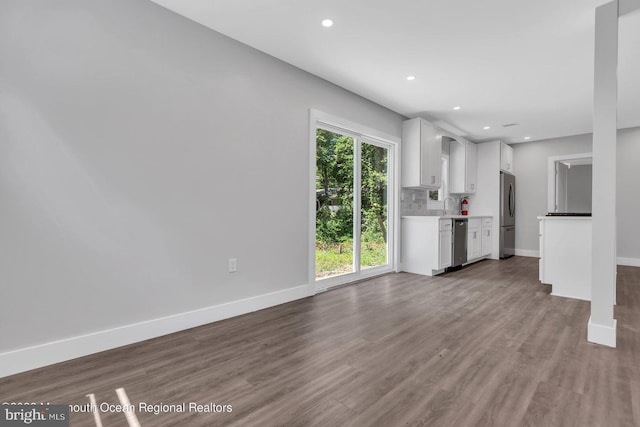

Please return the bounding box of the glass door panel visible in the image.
[360,142,389,271]
[315,128,355,280]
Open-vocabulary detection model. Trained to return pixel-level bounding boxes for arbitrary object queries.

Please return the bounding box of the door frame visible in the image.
[547,152,592,213]
[308,109,400,293]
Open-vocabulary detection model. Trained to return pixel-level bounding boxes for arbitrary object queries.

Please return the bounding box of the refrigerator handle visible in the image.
[511,184,515,217]
[509,184,515,218]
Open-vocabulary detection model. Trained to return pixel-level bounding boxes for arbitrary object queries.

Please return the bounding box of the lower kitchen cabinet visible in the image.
[481,217,493,257]
[402,216,493,276]
[467,218,482,261]
[439,223,453,270]
[401,217,452,276]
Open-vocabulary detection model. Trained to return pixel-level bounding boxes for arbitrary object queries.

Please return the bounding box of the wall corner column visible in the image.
[589,0,618,347]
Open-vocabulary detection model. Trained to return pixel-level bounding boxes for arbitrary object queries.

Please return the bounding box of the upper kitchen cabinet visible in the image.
[449,137,478,194]
[500,142,514,173]
[402,118,442,188]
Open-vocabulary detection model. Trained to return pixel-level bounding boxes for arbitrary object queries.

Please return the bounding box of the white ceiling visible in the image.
[150,0,640,143]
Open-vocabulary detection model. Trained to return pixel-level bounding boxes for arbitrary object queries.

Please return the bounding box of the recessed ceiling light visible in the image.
[406,75,416,81]
[321,19,333,27]
[483,126,491,130]
[453,106,461,110]
[524,136,531,140]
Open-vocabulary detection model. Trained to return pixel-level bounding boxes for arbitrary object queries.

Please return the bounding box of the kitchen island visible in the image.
[538,215,592,300]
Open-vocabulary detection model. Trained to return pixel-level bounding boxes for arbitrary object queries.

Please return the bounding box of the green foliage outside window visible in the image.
[315,129,388,278]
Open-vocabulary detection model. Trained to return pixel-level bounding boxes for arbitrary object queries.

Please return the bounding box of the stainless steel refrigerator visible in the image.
[500,172,516,258]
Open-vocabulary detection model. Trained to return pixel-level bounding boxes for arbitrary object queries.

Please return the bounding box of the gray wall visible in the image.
[566,165,592,213]
[616,128,640,260]
[0,0,404,352]
[512,127,640,259]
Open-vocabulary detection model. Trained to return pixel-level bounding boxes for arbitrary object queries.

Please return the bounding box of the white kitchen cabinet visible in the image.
[467,218,482,261]
[538,216,592,300]
[539,219,545,282]
[401,217,451,276]
[500,142,514,173]
[449,138,478,194]
[481,217,493,257]
[402,118,442,188]
[439,221,453,270]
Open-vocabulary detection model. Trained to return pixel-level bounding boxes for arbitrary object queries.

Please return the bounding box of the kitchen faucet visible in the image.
[443,197,455,216]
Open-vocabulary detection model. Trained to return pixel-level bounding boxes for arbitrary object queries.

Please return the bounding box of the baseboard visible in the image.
[514,249,540,258]
[515,253,638,266]
[550,292,590,302]
[587,316,617,347]
[0,284,313,379]
[617,257,640,267]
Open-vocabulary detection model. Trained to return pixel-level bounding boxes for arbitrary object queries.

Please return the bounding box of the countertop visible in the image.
[402,215,493,220]
[537,216,592,220]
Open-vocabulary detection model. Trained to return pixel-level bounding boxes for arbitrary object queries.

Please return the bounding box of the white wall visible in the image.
[0,0,404,370]
[566,165,592,213]
[556,162,569,212]
[511,127,640,261]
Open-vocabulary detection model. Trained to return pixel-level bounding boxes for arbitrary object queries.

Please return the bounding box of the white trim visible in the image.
[517,252,640,265]
[0,284,312,378]
[617,257,640,267]
[311,109,401,145]
[353,136,362,274]
[308,109,320,288]
[318,265,395,291]
[514,249,540,258]
[587,316,617,347]
[550,292,590,302]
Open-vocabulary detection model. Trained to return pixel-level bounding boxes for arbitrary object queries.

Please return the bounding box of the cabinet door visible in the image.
[539,220,545,282]
[420,120,442,188]
[439,230,452,269]
[500,143,513,173]
[468,229,481,260]
[450,139,477,194]
[474,230,482,259]
[466,142,478,193]
[448,139,465,193]
[482,228,492,256]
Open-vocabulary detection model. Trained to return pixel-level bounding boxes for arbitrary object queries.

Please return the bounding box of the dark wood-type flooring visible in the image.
[1,256,640,426]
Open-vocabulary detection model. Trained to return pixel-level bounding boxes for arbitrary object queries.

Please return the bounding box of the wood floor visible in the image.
[1,256,639,426]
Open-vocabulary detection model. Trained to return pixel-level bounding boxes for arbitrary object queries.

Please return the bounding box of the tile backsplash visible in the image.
[401,188,429,216]
[401,188,461,216]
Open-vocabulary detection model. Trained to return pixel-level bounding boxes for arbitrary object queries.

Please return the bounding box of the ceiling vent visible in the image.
[502,122,520,128]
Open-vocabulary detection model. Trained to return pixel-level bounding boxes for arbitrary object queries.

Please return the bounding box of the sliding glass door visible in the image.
[359,141,389,272]
[314,125,393,286]
[315,128,356,279]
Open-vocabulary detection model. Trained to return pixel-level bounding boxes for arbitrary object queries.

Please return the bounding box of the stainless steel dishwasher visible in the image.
[452,218,468,268]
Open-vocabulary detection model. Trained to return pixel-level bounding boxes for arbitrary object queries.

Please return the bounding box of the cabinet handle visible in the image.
[431,176,435,184]
[471,184,475,190]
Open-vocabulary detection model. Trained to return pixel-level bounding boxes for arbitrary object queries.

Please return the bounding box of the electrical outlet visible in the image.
[228,258,237,273]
